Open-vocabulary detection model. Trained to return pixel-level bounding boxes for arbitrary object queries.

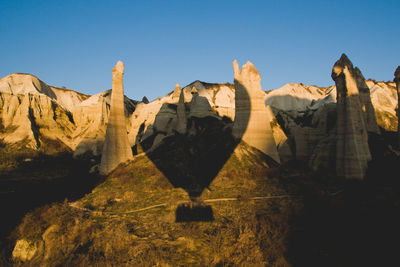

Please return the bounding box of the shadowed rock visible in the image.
[395,66,400,147]
[232,60,280,163]
[189,93,215,119]
[353,67,380,134]
[99,61,133,175]
[332,54,371,179]
[141,96,149,104]
[176,85,187,134]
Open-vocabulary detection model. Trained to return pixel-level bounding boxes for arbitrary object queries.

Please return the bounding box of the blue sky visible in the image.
[1,0,399,100]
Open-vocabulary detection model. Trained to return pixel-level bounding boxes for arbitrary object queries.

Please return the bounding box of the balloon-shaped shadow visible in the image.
[143,80,250,222]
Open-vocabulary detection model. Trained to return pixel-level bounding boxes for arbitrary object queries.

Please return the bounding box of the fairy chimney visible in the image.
[332,54,371,179]
[99,61,133,175]
[232,60,280,163]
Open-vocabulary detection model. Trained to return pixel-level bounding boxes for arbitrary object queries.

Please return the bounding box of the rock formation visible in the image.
[1,65,398,161]
[176,85,187,134]
[171,83,182,101]
[353,67,380,134]
[332,54,371,179]
[189,93,215,118]
[232,60,280,163]
[265,105,292,162]
[142,96,149,104]
[99,61,133,175]
[395,66,400,147]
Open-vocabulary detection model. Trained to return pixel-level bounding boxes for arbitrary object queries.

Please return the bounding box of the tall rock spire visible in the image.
[176,84,187,134]
[332,54,371,179]
[394,66,400,147]
[353,67,380,134]
[172,83,182,101]
[99,61,133,175]
[232,60,280,163]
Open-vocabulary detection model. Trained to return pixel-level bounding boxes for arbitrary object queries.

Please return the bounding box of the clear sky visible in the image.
[1,0,399,101]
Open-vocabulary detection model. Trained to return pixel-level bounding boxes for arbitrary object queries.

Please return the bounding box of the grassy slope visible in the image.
[7,144,302,266]
[0,142,100,266]
[4,141,400,266]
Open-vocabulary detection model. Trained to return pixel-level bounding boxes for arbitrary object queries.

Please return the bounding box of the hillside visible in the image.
[5,139,400,266]
[0,65,399,266]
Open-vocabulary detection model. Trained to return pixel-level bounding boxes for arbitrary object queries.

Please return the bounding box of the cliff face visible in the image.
[0,63,398,164]
[0,74,80,150]
[0,73,137,154]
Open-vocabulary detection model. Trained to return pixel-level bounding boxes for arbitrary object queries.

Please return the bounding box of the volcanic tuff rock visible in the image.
[99,61,133,175]
[232,60,280,163]
[176,85,187,134]
[353,67,380,134]
[395,66,400,146]
[332,54,371,179]
[0,61,398,164]
[0,73,137,155]
[0,74,81,149]
[189,93,216,119]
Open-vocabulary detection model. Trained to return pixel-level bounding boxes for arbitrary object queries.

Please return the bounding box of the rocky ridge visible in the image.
[0,63,398,169]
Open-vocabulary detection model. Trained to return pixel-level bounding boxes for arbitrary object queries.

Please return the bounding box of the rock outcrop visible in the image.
[0,74,81,150]
[395,66,400,147]
[353,67,380,134]
[265,105,292,162]
[99,61,133,175]
[332,54,371,179]
[1,62,397,164]
[171,83,182,101]
[232,60,280,163]
[189,92,215,119]
[176,85,187,134]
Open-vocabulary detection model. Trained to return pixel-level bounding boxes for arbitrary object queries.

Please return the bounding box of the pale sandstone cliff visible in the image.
[1,60,398,168]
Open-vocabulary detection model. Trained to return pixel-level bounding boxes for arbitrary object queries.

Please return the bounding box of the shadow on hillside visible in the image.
[142,80,251,222]
[0,153,100,249]
[284,159,400,266]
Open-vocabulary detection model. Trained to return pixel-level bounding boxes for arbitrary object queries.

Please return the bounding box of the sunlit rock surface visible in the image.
[99,61,133,175]
[395,66,400,146]
[0,61,398,162]
[232,60,280,163]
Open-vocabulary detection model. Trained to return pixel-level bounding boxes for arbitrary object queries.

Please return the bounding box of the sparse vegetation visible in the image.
[2,141,399,266]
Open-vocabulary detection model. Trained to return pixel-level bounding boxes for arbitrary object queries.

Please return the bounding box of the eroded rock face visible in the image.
[395,66,400,147]
[176,86,187,134]
[189,93,215,119]
[0,93,76,150]
[353,67,380,134]
[332,54,371,179]
[153,103,177,134]
[171,83,182,101]
[99,61,133,175]
[265,105,292,162]
[232,60,280,163]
